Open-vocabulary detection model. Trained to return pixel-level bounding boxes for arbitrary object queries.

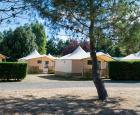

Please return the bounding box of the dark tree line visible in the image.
[46,39,90,56]
[47,38,124,57]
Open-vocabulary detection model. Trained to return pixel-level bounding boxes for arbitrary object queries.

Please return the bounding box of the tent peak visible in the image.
[30,49,40,56]
[72,46,87,54]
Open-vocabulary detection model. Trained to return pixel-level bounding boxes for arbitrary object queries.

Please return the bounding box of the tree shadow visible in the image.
[0,79,21,82]
[103,79,140,83]
[37,75,140,83]
[38,75,85,81]
[0,95,138,115]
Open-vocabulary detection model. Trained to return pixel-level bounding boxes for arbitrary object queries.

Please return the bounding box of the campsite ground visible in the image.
[0,74,140,115]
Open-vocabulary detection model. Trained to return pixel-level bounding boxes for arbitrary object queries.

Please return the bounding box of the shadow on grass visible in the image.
[0,95,138,115]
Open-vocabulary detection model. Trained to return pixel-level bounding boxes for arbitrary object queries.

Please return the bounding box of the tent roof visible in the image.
[47,54,57,60]
[59,46,89,60]
[96,52,114,61]
[19,50,42,60]
[58,46,113,61]
[0,54,6,59]
[135,51,140,57]
[19,50,55,60]
[122,52,140,60]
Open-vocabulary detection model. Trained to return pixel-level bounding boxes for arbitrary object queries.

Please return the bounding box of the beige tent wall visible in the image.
[97,57,109,78]
[55,60,72,75]
[72,58,92,74]
[72,57,108,77]
[0,54,6,62]
[0,58,2,62]
[72,60,83,74]
[24,57,55,73]
[55,57,109,77]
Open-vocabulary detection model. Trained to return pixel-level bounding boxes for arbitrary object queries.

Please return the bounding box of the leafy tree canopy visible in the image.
[0,22,47,59]
[31,22,47,54]
[0,25,37,59]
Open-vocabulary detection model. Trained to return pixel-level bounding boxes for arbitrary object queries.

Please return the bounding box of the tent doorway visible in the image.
[43,61,49,73]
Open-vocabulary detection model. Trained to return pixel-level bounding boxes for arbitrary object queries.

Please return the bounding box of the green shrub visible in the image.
[108,61,140,80]
[0,62,27,81]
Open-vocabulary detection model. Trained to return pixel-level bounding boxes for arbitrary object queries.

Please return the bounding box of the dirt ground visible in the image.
[0,87,140,115]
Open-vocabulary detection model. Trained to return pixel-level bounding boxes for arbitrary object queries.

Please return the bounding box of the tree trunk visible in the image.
[89,0,108,101]
[89,25,108,101]
[90,48,108,100]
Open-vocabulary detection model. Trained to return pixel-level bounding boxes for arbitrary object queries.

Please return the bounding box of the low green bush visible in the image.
[108,61,140,80]
[0,62,27,81]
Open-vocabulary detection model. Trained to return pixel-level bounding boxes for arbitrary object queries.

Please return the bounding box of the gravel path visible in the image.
[0,81,140,91]
[0,74,140,91]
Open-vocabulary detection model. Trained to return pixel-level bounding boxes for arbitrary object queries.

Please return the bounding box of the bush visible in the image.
[108,61,140,80]
[0,62,27,81]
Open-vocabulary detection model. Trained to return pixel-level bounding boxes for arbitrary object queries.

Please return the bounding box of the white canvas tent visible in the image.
[55,46,113,77]
[47,54,57,60]
[19,50,55,73]
[59,46,89,60]
[19,50,42,61]
[122,51,140,60]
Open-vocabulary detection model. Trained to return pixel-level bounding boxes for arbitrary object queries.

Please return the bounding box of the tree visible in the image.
[26,0,140,100]
[80,40,90,52]
[46,38,58,55]
[109,45,123,57]
[0,26,36,59]
[31,22,47,54]
[62,39,90,55]
[62,39,78,55]
[0,0,37,25]
[0,29,14,57]
[0,32,3,44]
[120,22,140,54]
[56,39,67,55]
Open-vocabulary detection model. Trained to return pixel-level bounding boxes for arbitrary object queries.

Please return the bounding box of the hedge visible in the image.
[108,61,140,80]
[0,62,27,81]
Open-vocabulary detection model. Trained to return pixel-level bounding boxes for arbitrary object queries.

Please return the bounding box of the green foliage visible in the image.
[0,23,47,59]
[57,39,66,54]
[0,26,37,59]
[46,38,58,55]
[108,46,125,57]
[31,22,47,54]
[0,32,3,43]
[108,61,140,80]
[120,22,140,54]
[46,38,70,55]
[0,62,27,81]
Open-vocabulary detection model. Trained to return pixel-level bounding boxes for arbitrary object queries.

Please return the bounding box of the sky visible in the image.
[0,17,69,41]
[0,1,69,41]
[1,0,140,41]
